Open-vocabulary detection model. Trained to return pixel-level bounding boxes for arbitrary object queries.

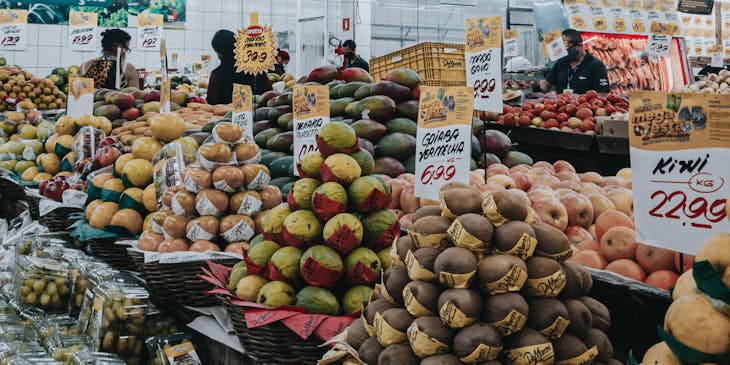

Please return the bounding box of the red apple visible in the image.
[569,250,607,269]
[544,119,559,128]
[528,188,556,203]
[578,172,603,184]
[39,176,70,202]
[532,174,561,189]
[576,107,593,120]
[509,171,533,191]
[565,103,578,115]
[636,243,676,273]
[606,187,633,216]
[595,210,635,242]
[95,146,122,168]
[565,225,594,243]
[555,113,569,123]
[517,115,531,126]
[486,163,510,178]
[532,197,569,231]
[580,119,595,132]
[559,192,595,229]
[553,160,576,173]
[587,193,617,219]
[488,174,516,189]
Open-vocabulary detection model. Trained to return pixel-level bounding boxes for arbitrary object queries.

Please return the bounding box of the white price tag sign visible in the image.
[629,91,730,255]
[647,34,671,59]
[543,29,568,61]
[465,17,502,113]
[66,77,94,119]
[0,10,27,51]
[292,84,329,176]
[232,84,254,140]
[503,29,518,58]
[68,11,97,52]
[709,45,724,67]
[137,13,163,51]
[414,86,473,201]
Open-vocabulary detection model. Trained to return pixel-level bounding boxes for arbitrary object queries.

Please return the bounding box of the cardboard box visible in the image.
[597,117,629,138]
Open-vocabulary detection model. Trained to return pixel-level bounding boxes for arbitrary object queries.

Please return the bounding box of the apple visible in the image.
[636,243,676,273]
[554,188,575,198]
[578,172,603,184]
[556,171,581,184]
[531,161,554,173]
[587,193,617,219]
[616,168,632,180]
[565,104,578,115]
[532,174,561,189]
[568,250,607,269]
[509,164,531,174]
[579,182,604,196]
[509,171,533,191]
[602,176,631,189]
[531,117,543,126]
[559,192,594,229]
[99,136,123,150]
[565,225,594,243]
[528,188,556,202]
[567,117,582,129]
[95,146,122,168]
[580,119,595,132]
[606,187,633,216]
[488,174,516,189]
[594,108,607,116]
[561,127,574,132]
[518,115,531,126]
[544,119,559,128]
[553,160,576,173]
[70,181,86,192]
[555,113,570,123]
[39,176,70,202]
[555,180,581,192]
[479,182,507,195]
[576,107,593,120]
[531,197,569,231]
[487,163,510,178]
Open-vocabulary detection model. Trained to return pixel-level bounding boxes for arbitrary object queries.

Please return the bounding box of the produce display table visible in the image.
[485,123,631,175]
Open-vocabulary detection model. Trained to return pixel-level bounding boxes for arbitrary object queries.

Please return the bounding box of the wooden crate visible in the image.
[370,42,466,86]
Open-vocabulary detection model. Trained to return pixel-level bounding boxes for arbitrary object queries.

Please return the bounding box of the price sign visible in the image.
[232,84,254,140]
[160,79,171,113]
[647,34,672,59]
[465,17,501,113]
[708,45,724,67]
[292,84,329,176]
[0,10,27,50]
[503,29,519,58]
[565,0,588,30]
[414,86,473,200]
[609,4,628,34]
[201,54,212,74]
[543,29,568,61]
[235,12,277,75]
[68,11,96,52]
[629,91,730,255]
[66,77,94,119]
[588,4,610,32]
[137,13,163,51]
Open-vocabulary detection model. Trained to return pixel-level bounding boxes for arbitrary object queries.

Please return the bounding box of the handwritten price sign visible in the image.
[465,17,502,113]
[292,84,329,176]
[543,29,567,61]
[232,84,254,140]
[235,13,277,75]
[629,91,730,255]
[0,10,27,51]
[68,11,97,52]
[647,34,671,58]
[414,86,473,200]
[137,13,163,51]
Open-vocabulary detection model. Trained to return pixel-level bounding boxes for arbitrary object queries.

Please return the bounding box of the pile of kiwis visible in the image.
[341,184,619,365]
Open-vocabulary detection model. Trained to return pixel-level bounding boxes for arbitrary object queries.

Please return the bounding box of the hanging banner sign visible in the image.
[66,77,94,119]
[232,84,254,140]
[292,84,329,176]
[0,10,27,50]
[234,12,277,75]
[68,11,97,52]
[543,29,568,61]
[414,86,473,201]
[503,29,519,58]
[628,91,730,255]
[137,13,163,51]
[465,17,502,113]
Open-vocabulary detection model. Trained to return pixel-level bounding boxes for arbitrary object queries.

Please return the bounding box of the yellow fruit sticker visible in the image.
[534,247,573,263]
[404,250,438,282]
[403,286,435,317]
[525,270,567,297]
[556,346,599,365]
[439,301,476,329]
[459,343,503,363]
[481,264,528,294]
[494,233,537,261]
[490,308,528,336]
[438,270,476,289]
[447,218,488,253]
[482,193,509,227]
[503,343,555,365]
[406,322,451,358]
[407,230,451,250]
[539,315,571,340]
[373,312,406,346]
[361,312,376,337]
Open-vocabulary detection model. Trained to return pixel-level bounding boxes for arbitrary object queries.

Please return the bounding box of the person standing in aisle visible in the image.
[342,40,369,72]
[538,29,610,95]
[80,29,140,89]
[206,30,273,105]
[273,49,290,75]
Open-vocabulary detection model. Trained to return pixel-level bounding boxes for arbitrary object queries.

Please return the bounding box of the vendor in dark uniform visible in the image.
[538,29,610,96]
[342,39,369,72]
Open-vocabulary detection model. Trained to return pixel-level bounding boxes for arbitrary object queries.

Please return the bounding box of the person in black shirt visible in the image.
[206,30,272,105]
[342,39,369,72]
[539,29,610,95]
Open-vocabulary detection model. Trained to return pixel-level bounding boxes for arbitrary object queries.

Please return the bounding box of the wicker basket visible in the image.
[40,207,84,232]
[24,193,40,220]
[86,237,136,271]
[219,296,327,364]
[0,177,25,201]
[141,259,237,308]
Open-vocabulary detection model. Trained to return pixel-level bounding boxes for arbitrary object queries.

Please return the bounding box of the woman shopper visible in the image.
[80,29,140,89]
[206,30,272,105]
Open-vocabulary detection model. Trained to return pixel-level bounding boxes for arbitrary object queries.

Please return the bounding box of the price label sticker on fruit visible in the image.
[647,34,671,59]
[235,12,277,75]
[232,84,254,140]
[66,77,94,119]
[543,29,568,61]
[292,84,329,176]
[414,86,473,200]
[137,12,163,51]
[628,91,730,255]
[0,10,27,50]
[68,11,97,52]
[465,17,502,113]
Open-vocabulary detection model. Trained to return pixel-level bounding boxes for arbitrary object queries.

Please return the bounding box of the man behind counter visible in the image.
[538,29,610,96]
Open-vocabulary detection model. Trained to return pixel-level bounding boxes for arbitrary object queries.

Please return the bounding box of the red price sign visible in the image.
[473,78,497,99]
[72,34,93,45]
[297,144,317,159]
[420,163,456,185]
[141,37,158,48]
[0,36,19,46]
[239,49,268,64]
[648,173,727,229]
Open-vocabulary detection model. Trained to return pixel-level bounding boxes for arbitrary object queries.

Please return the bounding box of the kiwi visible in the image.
[583,328,613,363]
[380,308,415,334]
[364,298,396,326]
[481,293,529,336]
[413,205,443,222]
[419,354,463,365]
[578,265,593,296]
[525,298,570,340]
[532,222,572,262]
[437,289,483,329]
[346,318,369,349]
[358,337,384,365]
[453,323,503,361]
[402,280,441,317]
[378,343,418,365]
[562,298,593,336]
[449,213,494,250]
[396,235,417,262]
[552,334,588,362]
[524,256,566,297]
[560,262,585,298]
[490,190,528,221]
[577,296,611,331]
[407,316,454,357]
[493,221,536,259]
[406,247,441,282]
[383,267,410,305]
[433,247,478,288]
[440,182,473,191]
[441,187,483,216]
[477,254,528,294]
[411,216,452,235]
[502,327,552,355]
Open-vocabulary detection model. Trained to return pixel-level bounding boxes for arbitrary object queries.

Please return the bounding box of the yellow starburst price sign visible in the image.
[235,12,277,75]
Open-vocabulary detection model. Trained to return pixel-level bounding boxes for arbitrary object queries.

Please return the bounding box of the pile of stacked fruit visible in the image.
[0,112,57,181]
[133,121,283,254]
[0,66,67,111]
[342,184,620,365]
[46,65,79,94]
[642,234,730,363]
[226,121,400,315]
[267,72,297,89]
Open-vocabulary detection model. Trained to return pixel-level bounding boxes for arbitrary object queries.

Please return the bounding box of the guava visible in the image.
[341,285,373,314]
[270,246,303,280]
[361,209,400,250]
[247,240,281,266]
[294,286,340,315]
[347,176,391,213]
[297,151,324,178]
[345,247,382,276]
[262,203,291,240]
[316,121,357,155]
[235,275,268,301]
[282,210,323,243]
[256,281,295,308]
[323,213,363,251]
[350,149,375,176]
[321,153,361,185]
[378,248,393,271]
[288,178,321,210]
[227,261,249,291]
[311,182,348,220]
[299,245,345,287]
